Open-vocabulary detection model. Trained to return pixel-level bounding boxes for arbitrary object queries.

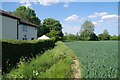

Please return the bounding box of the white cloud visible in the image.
[92,22,97,25]
[24,3,32,8]
[65,14,80,22]
[101,14,118,20]
[20,0,29,4]
[32,0,38,4]
[19,0,77,7]
[88,12,108,18]
[20,0,32,8]
[20,0,59,7]
[63,4,69,8]
[98,20,103,23]
[62,25,80,34]
[61,0,76,3]
[81,18,84,20]
[95,14,118,36]
[96,14,118,24]
[38,0,59,6]
[95,12,108,17]
[88,15,97,18]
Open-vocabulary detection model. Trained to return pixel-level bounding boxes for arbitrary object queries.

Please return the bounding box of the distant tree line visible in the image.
[63,32,120,41]
[63,20,120,41]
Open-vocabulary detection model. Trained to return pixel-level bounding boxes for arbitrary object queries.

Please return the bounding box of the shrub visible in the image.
[5,41,76,78]
[1,39,55,74]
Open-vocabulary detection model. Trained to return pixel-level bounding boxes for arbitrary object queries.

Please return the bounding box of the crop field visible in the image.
[65,41,118,78]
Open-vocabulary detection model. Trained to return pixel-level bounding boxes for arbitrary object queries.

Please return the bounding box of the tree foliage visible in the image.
[110,35,118,40]
[80,20,98,41]
[80,20,94,33]
[98,29,110,40]
[42,18,62,33]
[40,18,63,40]
[13,6,41,25]
[63,32,81,42]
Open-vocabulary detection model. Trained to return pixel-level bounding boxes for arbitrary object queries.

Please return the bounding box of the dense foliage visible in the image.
[63,33,80,41]
[79,20,98,41]
[98,29,110,40]
[13,6,41,25]
[65,41,118,78]
[2,39,55,74]
[63,33,120,41]
[40,18,64,40]
[110,35,119,40]
[4,42,76,78]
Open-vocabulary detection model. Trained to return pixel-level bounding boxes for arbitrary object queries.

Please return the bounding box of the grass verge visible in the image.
[4,41,78,78]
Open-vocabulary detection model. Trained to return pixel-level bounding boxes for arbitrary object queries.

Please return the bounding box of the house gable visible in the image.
[0,10,39,40]
[0,10,39,28]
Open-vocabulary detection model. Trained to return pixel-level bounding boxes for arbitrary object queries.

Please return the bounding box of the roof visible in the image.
[38,35,50,40]
[0,10,20,20]
[19,19,39,27]
[0,10,39,27]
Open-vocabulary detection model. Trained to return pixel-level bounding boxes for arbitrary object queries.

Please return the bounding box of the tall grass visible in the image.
[2,39,55,74]
[4,41,77,78]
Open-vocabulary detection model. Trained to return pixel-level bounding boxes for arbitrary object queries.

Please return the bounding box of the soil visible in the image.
[71,57,81,79]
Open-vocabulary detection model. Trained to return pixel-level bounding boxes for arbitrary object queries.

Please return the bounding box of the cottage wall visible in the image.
[1,15,18,40]
[18,24,37,40]
[0,15,2,39]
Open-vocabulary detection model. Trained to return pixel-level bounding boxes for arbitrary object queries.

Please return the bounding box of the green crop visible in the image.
[65,41,118,78]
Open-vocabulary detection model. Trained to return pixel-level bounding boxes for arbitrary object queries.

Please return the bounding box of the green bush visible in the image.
[5,41,76,78]
[1,39,55,74]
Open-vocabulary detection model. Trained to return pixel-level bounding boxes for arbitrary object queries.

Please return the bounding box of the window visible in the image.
[23,35,27,40]
[23,38,27,40]
[24,38,27,40]
[35,27,37,30]
[22,25,27,32]
[31,38,34,40]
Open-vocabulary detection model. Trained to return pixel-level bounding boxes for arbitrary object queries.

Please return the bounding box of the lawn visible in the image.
[65,41,118,78]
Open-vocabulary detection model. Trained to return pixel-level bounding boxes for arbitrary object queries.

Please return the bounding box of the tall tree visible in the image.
[103,29,109,36]
[79,20,98,41]
[98,29,110,40]
[41,18,63,39]
[80,20,94,33]
[13,6,41,25]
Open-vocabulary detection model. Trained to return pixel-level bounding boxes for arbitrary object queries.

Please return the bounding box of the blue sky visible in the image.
[1,1,118,36]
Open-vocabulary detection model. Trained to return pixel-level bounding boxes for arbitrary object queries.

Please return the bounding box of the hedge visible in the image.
[1,39,55,74]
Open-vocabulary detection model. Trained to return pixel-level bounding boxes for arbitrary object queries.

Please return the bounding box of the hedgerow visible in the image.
[5,41,77,78]
[1,39,55,74]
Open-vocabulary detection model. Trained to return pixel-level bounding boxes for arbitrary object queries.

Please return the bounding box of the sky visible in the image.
[1,1,119,36]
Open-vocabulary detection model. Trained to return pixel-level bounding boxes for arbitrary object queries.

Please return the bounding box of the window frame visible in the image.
[22,25,27,32]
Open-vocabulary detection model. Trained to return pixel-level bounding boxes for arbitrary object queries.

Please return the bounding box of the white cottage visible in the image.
[0,10,38,40]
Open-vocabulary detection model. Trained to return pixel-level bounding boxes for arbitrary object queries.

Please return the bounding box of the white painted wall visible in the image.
[18,24,37,40]
[1,15,17,40]
[0,15,2,39]
[1,15,37,40]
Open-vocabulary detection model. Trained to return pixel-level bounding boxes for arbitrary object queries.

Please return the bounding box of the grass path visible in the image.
[4,41,81,78]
